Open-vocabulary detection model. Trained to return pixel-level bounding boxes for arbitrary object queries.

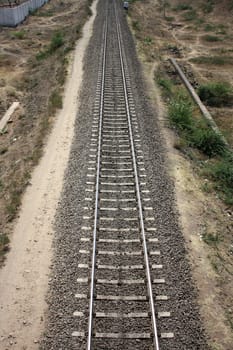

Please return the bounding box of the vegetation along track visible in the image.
[42,0,208,349]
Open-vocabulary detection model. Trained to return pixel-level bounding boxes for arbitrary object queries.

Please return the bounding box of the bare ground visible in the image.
[127,0,233,349]
[0,0,92,261]
[0,1,97,349]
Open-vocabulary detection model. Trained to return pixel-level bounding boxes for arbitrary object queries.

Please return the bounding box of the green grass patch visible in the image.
[132,20,140,31]
[157,76,173,96]
[168,92,194,131]
[182,9,197,21]
[0,234,9,256]
[174,4,192,11]
[49,90,63,112]
[190,56,233,65]
[157,71,232,204]
[202,0,214,13]
[204,156,233,203]
[190,128,226,157]
[36,31,64,61]
[202,35,222,42]
[204,23,215,32]
[144,36,153,45]
[198,82,233,107]
[11,30,26,40]
[202,232,221,245]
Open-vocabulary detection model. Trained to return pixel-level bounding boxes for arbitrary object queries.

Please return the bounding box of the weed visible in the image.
[204,155,233,203]
[173,137,187,150]
[132,20,140,31]
[198,82,233,107]
[202,232,220,245]
[49,90,63,111]
[201,182,212,193]
[191,128,226,157]
[182,9,197,21]
[11,30,26,40]
[203,35,221,42]
[0,234,9,254]
[6,187,22,221]
[156,76,173,95]
[50,32,64,52]
[173,3,192,11]
[202,0,214,13]
[204,23,215,32]
[165,16,174,22]
[190,56,233,65]
[168,93,194,131]
[36,32,64,61]
[0,147,8,155]
[144,37,152,45]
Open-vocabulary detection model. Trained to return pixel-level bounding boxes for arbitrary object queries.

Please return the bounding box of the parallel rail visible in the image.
[72,0,173,348]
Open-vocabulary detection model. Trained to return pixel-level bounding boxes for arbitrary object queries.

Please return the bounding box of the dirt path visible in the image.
[0,2,98,348]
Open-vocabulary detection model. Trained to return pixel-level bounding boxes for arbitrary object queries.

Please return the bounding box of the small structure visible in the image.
[0,0,48,27]
[123,1,129,10]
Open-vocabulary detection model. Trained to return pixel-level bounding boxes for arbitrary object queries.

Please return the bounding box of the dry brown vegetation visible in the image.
[128,0,233,348]
[0,0,92,263]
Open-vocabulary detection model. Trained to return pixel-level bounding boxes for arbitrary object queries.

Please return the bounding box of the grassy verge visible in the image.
[156,72,233,204]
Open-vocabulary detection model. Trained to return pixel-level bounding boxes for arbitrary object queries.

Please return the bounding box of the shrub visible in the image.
[191,128,226,156]
[144,37,152,45]
[11,30,26,40]
[202,232,220,245]
[49,90,63,111]
[132,20,140,31]
[203,35,221,42]
[210,156,233,189]
[174,4,192,11]
[49,32,64,52]
[202,0,214,13]
[157,76,173,95]
[198,82,233,107]
[168,94,194,131]
[204,23,215,32]
[183,9,197,21]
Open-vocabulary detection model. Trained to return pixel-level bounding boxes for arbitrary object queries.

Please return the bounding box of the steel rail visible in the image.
[87,19,108,350]
[114,2,160,349]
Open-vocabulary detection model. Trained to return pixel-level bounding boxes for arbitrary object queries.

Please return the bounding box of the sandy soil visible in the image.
[0,1,97,348]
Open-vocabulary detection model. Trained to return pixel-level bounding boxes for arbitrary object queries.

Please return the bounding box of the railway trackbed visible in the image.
[41,0,208,349]
[71,1,172,349]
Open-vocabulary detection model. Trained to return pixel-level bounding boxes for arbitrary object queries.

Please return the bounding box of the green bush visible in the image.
[157,77,173,95]
[183,9,197,21]
[210,157,233,189]
[49,32,64,52]
[174,3,192,11]
[198,82,233,107]
[49,90,63,111]
[36,32,64,61]
[203,35,221,42]
[205,156,233,203]
[11,30,26,39]
[168,94,194,131]
[202,0,214,13]
[191,128,226,156]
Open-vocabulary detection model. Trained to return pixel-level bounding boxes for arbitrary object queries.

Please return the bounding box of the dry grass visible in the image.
[0,0,93,263]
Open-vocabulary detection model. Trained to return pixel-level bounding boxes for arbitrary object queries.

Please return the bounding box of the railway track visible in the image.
[72,1,174,348]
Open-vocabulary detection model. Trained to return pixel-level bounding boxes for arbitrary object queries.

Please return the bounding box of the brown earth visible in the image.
[0,0,92,262]
[127,0,233,349]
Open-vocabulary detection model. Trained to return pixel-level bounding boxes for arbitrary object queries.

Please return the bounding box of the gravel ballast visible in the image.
[41,0,209,349]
